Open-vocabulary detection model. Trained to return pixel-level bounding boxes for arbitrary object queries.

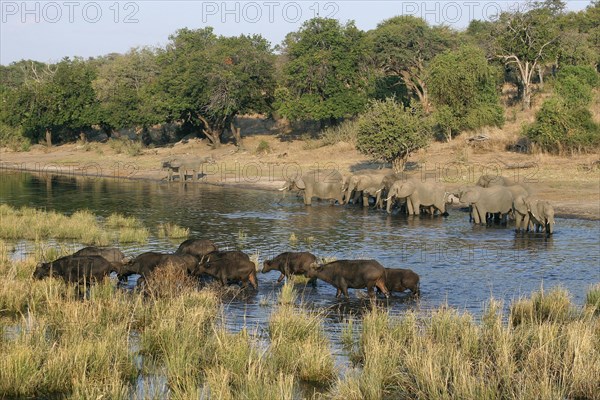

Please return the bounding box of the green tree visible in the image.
[493,3,561,109]
[368,16,455,112]
[275,18,368,125]
[427,45,504,141]
[157,28,275,147]
[92,48,160,133]
[2,58,98,146]
[356,98,431,171]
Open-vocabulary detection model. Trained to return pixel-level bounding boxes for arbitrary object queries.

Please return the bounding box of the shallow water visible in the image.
[1,171,599,365]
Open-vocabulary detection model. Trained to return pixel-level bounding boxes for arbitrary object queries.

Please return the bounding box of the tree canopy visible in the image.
[275,18,368,125]
[428,45,504,141]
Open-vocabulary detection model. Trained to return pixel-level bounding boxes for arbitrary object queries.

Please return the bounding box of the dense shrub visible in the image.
[356,98,432,171]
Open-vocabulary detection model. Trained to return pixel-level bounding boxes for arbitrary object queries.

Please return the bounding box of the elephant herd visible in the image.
[33,239,421,299]
[280,169,555,236]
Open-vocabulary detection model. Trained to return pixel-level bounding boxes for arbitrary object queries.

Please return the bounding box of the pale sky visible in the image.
[0,0,592,65]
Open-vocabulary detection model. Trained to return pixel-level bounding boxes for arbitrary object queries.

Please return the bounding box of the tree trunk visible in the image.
[537,65,544,89]
[230,121,244,149]
[522,84,532,111]
[392,156,407,173]
[45,128,52,147]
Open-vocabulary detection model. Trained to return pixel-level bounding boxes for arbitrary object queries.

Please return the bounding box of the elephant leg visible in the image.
[193,169,198,181]
[362,193,369,207]
[335,288,342,298]
[410,201,420,216]
[472,206,481,224]
[179,169,185,182]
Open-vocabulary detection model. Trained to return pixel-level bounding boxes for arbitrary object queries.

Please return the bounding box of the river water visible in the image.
[1,170,599,346]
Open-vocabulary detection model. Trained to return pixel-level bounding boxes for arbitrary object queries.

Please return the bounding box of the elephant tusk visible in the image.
[375,188,382,194]
[278,186,287,191]
[385,195,393,201]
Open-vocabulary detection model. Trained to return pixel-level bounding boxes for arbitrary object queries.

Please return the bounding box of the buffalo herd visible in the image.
[33,239,420,299]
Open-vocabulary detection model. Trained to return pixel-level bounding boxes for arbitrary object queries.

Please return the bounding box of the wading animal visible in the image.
[262,252,317,284]
[72,246,128,271]
[33,255,119,284]
[381,268,420,297]
[175,239,219,258]
[306,260,389,299]
[119,252,198,280]
[280,169,345,205]
[194,251,257,289]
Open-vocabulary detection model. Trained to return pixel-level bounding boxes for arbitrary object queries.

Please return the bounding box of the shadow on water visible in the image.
[1,171,599,394]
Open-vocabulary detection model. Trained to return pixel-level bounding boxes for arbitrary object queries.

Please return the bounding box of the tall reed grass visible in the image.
[331,287,600,400]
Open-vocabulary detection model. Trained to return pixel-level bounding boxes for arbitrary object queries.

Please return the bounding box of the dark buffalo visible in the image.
[382,268,420,297]
[119,252,198,280]
[306,259,389,299]
[175,239,219,258]
[33,255,118,283]
[262,252,317,284]
[72,246,128,272]
[194,251,257,289]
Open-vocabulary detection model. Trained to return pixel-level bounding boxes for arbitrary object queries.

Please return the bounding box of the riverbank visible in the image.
[1,133,599,219]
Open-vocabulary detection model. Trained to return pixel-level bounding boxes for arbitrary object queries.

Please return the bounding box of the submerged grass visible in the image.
[156,222,190,239]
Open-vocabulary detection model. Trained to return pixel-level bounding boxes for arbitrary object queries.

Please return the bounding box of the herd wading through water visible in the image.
[33,165,555,299]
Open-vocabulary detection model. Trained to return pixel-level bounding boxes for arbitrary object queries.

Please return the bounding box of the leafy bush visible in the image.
[525,66,600,154]
[0,123,30,151]
[525,97,600,154]
[356,98,431,171]
[554,75,593,107]
[556,65,600,88]
[255,140,271,154]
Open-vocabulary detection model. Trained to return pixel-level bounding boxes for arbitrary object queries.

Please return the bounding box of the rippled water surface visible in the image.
[1,171,599,341]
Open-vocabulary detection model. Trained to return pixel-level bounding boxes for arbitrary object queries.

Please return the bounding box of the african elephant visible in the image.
[280,169,344,205]
[162,156,215,182]
[513,195,532,232]
[527,197,555,236]
[376,173,404,210]
[477,174,516,188]
[459,186,513,225]
[386,180,447,216]
[343,172,386,207]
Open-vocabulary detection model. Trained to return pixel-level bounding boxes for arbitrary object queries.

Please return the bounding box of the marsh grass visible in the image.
[585,283,600,314]
[116,227,150,243]
[278,280,297,305]
[268,286,336,384]
[332,288,600,400]
[156,222,190,239]
[106,213,143,228]
[0,205,108,245]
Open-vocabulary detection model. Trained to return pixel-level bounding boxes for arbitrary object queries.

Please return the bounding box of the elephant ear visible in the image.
[295,178,306,190]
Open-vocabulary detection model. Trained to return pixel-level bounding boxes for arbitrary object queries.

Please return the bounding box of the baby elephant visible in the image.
[306,259,389,299]
[382,268,420,297]
[262,252,317,284]
[194,250,257,289]
[33,255,118,284]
